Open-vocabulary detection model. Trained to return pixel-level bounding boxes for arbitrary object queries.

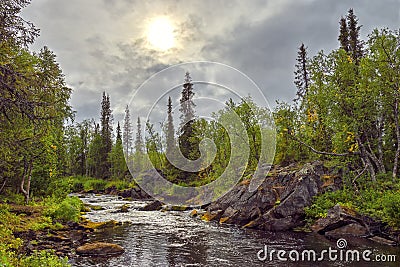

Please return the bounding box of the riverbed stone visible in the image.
[190,209,198,217]
[139,200,163,211]
[76,242,124,256]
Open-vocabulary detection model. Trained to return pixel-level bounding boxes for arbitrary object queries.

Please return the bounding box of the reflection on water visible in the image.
[70,194,399,267]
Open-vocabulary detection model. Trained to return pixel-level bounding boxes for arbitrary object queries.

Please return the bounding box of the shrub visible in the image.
[72,180,84,192]
[83,179,107,191]
[20,250,69,267]
[44,197,83,223]
[304,189,354,220]
[381,192,400,227]
[105,180,130,191]
[48,178,73,200]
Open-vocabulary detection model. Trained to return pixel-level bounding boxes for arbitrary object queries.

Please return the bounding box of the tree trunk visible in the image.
[357,138,376,181]
[366,140,385,173]
[377,115,385,172]
[393,99,400,181]
[20,158,33,204]
[0,179,7,194]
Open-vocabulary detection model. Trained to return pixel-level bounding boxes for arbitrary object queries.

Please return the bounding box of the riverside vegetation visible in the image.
[1,2,400,265]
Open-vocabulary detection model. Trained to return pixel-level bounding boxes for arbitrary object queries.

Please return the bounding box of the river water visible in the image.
[69,194,399,267]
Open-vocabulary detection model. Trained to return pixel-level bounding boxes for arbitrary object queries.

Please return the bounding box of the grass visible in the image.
[54,176,136,193]
[304,174,400,228]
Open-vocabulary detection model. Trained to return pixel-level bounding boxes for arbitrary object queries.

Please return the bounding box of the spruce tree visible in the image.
[135,117,144,153]
[163,96,180,182]
[347,9,363,64]
[133,116,144,173]
[179,72,198,160]
[100,92,113,178]
[166,96,175,155]
[294,43,310,107]
[338,17,349,52]
[116,121,122,141]
[109,121,126,179]
[123,105,133,158]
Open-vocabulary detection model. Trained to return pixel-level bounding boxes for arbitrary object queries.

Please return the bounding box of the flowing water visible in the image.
[69,194,399,267]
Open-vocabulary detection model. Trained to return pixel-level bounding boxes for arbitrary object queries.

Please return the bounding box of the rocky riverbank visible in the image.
[83,185,152,200]
[6,201,132,261]
[196,161,399,246]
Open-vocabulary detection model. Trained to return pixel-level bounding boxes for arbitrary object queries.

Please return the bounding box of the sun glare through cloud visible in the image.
[147,17,175,51]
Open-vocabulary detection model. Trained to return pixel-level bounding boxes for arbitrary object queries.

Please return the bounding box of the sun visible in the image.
[147,17,175,51]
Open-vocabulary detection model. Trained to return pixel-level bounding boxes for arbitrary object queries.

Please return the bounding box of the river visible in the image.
[69,194,399,267]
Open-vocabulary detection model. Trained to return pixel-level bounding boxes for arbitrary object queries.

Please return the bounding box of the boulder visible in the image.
[139,200,163,211]
[190,210,198,217]
[112,204,130,213]
[311,204,366,235]
[76,242,124,256]
[325,223,368,239]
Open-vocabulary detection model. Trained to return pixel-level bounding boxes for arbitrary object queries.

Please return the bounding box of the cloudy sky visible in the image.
[22,0,399,124]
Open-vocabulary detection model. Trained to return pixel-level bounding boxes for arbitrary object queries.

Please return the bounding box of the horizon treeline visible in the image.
[64,71,274,187]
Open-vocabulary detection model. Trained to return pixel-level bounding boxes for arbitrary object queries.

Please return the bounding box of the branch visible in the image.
[352,165,368,193]
[288,132,359,157]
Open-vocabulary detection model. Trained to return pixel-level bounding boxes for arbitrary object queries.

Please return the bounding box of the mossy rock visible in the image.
[171,205,189,211]
[85,204,104,211]
[219,217,230,224]
[243,220,257,228]
[190,210,198,217]
[112,204,130,213]
[76,242,124,256]
[201,211,217,222]
[83,220,119,230]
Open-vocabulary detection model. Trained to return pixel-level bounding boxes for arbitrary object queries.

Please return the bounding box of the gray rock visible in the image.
[206,161,327,231]
[139,200,163,211]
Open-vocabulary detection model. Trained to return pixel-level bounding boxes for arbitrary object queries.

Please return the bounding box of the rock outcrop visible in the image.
[203,161,337,231]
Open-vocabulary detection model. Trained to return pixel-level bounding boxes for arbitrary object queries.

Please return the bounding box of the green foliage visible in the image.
[83,179,107,192]
[20,250,69,267]
[105,180,130,191]
[0,205,21,231]
[48,178,74,201]
[0,248,70,267]
[44,197,83,223]
[381,192,400,227]
[0,192,26,205]
[274,13,400,182]
[304,189,354,220]
[305,178,400,228]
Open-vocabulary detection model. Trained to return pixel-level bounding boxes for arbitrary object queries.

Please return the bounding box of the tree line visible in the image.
[63,69,274,187]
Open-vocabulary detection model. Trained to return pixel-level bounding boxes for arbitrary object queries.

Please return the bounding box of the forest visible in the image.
[1,1,399,266]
